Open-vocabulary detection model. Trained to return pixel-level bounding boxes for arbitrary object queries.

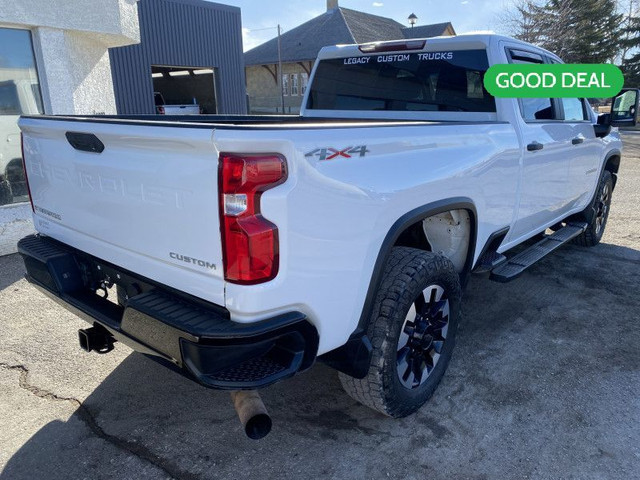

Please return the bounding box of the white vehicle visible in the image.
[154,91,200,115]
[17,35,637,437]
[0,79,41,204]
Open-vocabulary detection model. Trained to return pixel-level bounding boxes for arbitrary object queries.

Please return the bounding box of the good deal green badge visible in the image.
[484,64,624,98]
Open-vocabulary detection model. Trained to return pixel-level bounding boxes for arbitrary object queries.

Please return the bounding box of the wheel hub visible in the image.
[396,285,450,389]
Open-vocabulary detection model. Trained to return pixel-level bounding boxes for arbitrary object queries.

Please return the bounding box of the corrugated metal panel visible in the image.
[109,0,246,114]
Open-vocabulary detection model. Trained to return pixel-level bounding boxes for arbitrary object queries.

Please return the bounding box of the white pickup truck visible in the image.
[154,92,201,115]
[17,34,637,433]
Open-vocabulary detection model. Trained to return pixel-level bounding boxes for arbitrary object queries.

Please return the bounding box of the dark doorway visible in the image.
[151,66,217,114]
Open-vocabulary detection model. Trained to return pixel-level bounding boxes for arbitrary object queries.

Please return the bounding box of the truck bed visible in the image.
[19,112,516,349]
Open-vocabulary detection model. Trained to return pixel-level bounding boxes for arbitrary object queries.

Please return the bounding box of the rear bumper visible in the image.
[18,234,318,390]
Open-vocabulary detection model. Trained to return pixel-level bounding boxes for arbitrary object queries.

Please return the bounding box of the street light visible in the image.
[408,13,418,28]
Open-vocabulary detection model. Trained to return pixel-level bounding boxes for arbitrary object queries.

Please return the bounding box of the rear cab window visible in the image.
[306,49,495,114]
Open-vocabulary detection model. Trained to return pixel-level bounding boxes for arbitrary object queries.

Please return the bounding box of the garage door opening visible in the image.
[151,66,217,114]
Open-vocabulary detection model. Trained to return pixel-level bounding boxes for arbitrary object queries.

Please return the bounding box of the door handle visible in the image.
[572,137,584,145]
[527,141,544,152]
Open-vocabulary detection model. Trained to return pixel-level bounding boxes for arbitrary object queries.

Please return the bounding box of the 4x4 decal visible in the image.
[305,145,369,161]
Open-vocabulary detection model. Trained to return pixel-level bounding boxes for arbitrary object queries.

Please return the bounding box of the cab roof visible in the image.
[316,33,561,63]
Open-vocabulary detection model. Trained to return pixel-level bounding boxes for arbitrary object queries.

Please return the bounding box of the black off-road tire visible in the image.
[572,170,614,247]
[339,247,462,418]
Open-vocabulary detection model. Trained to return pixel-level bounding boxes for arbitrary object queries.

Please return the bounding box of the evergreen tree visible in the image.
[501,1,546,44]
[499,1,546,44]
[622,54,640,85]
[621,1,640,86]
[507,0,623,64]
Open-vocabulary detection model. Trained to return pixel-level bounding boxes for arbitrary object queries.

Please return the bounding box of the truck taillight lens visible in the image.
[219,153,287,284]
[20,133,35,213]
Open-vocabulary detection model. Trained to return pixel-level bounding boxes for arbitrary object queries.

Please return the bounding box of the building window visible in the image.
[301,73,309,94]
[282,74,289,96]
[0,27,43,206]
[291,74,299,96]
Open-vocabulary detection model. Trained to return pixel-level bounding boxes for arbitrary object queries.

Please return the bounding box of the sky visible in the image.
[214,0,515,52]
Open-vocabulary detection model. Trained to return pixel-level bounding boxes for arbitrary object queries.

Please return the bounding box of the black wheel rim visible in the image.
[396,285,450,389]
[595,181,611,236]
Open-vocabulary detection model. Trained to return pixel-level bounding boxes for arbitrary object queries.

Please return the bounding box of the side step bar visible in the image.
[473,250,507,273]
[490,222,588,283]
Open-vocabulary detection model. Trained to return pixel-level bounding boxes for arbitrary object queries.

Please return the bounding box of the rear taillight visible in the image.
[157,106,165,114]
[20,133,34,213]
[219,153,287,284]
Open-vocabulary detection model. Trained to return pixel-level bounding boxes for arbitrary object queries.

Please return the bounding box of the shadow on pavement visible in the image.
[0,254,25,292]
[3,242,640,480]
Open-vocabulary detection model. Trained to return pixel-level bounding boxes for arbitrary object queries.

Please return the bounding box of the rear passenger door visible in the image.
[508,49,575,242]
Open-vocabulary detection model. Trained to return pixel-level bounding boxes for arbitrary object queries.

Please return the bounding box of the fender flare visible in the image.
[357,197,478,330]
[585,148,622,207]
[319,197,477,378]
[602,148,621,187]
[604,148,621,166]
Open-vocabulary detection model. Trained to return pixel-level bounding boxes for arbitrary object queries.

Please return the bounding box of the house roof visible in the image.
[402,22,454,39]
[339,8,406,44]
[244,7,455,66]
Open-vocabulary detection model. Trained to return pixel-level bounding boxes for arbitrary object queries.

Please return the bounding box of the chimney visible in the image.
[327,0,338,10]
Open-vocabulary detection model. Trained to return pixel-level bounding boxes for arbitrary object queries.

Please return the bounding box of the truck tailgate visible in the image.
[19,117,225,306]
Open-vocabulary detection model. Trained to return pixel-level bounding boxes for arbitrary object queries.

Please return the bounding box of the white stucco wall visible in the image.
[0,0,140,255]
[33,28,122,115]
[1,0,140,115]
[0,0,140,46]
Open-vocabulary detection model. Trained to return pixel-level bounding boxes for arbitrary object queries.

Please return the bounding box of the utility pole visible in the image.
[277,24,285,114]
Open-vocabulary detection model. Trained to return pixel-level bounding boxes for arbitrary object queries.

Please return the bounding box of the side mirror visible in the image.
[594,113,611,138]
[593,89,640,137]
[610,88,640,127]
